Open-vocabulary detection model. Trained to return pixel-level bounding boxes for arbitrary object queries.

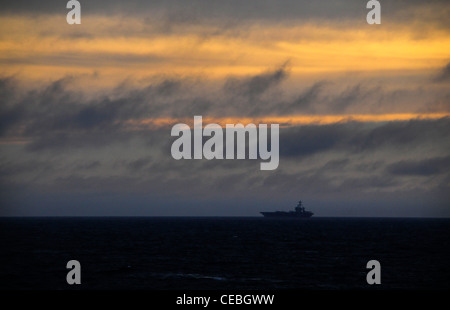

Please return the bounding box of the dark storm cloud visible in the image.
[349,118,450,151]
[219,67,386,116]
[336,175,399,190]
[3,57,449,138]
[330,84,381,113]
[222,65,291,115]
[2,68,407,127]
[0,76,183,139]
[73,160,101,170]
[127,156,153,171]
[434,62,450,83]
[2,70,450,154]
[259,169,398,196]
[279,123,345,157]
[4,67,286,139]
[25,131,119,151]
[278,82,325,114]
[0,0,367,18]
[387,156,450,176]
[320,159,350,171]
[2,0,449,28]
[279,118,450,158]
[0,77,23,134]
[221,66,445,116]
[2,120,449,216]
[0,159,53,176]
[224,64,287,98]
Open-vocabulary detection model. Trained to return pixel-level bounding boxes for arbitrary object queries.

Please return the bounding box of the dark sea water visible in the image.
[0,217,449,290]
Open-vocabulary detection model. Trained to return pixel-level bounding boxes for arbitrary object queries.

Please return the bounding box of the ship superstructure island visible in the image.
[261,201,313,218]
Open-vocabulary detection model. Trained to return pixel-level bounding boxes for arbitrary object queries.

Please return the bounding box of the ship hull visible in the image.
[260,211,313,218]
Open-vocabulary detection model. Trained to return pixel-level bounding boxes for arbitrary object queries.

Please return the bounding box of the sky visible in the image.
[0,0,449,217]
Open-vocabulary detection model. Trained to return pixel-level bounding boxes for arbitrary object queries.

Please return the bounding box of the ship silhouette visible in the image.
[260,200,313,218]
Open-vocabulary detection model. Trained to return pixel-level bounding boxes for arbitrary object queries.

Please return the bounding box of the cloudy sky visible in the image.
[0,0,449,216]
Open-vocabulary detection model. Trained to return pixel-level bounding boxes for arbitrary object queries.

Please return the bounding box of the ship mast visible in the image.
[295,200,304,213]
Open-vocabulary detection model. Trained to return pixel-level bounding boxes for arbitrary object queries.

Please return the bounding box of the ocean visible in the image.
[0,217,449,290]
